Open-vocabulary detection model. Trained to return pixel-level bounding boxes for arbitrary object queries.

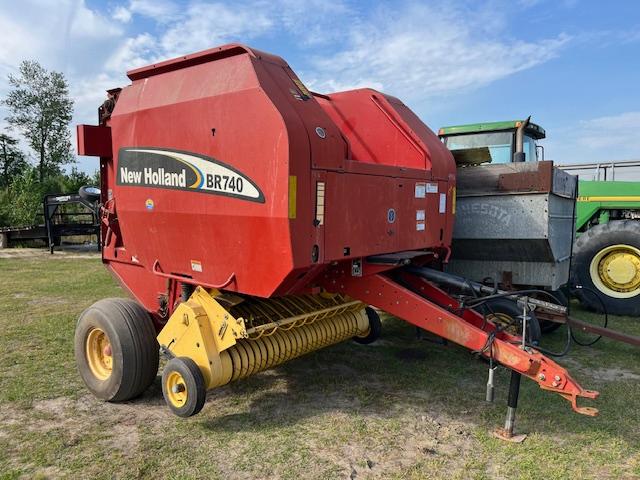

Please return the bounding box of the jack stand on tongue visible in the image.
[493,370,527,443]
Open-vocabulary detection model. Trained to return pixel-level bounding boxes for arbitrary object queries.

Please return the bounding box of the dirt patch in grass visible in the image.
[0,387,484,479]
[27,297,70,307]
[590,367,640,381]
[562,357,640,382]
[334,414,478,479]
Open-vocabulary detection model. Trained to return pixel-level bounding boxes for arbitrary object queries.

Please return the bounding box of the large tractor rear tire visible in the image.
[75,298,159,402]
[572,221,640,316]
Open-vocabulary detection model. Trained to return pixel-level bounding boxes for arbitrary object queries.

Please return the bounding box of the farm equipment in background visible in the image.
[0,188,100,253]
[557,161,640,316]
[439,121,640,317]
[438,119,575,335]
[75,44,598,439]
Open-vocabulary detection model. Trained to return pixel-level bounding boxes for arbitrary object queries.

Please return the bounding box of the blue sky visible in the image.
[0,0,639,173]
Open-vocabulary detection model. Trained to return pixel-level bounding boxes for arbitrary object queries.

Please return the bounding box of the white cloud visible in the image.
[304,3,569,98]
[0,12,47,70]
[111,0,179,24]
[113,6,132,23]
[129,0,179,21]
[67,1,123,38]
[271,0,353,45]
[545,112,640,163]
[106,33,157,73]
[579,112,640,151]
[159,3,274,58]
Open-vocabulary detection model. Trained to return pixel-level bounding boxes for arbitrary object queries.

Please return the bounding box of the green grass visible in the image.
[0,255,639,479]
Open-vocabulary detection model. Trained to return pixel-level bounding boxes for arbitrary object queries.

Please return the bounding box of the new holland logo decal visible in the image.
[116,148,265,203]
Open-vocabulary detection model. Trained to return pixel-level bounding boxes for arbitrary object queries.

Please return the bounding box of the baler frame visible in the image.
[319,261,599,417]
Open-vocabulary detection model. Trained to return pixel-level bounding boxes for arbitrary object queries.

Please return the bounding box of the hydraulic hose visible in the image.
[404,266,566,314]
[404,266,572,356]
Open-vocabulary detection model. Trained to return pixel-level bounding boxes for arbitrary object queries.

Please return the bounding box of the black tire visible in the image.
[75,298,159,402]
[478,297,541,345]
[572,220,640,316]
[539,290,567,334]
[162,357,206,418]
[353,307,382,345]
[79,185,101,203]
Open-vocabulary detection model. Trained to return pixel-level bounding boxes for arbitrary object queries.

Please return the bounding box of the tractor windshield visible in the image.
[444,132,513,164]
[443,132,538,164]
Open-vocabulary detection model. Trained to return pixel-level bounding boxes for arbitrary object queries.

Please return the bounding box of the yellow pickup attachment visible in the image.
[157,287,247,389]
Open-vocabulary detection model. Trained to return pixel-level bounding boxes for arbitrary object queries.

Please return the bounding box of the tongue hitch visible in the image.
[321,263,599,432]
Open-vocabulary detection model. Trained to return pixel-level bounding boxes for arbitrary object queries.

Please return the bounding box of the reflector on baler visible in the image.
[76,43,597,424]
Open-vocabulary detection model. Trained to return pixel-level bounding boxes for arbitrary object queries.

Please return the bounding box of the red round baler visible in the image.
[76,44,596,422]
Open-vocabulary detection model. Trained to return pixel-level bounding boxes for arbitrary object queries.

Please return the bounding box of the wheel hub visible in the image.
[86,328,113,380]
[165,371,188,407]
[590,244,640,298]
[486,312,519,335]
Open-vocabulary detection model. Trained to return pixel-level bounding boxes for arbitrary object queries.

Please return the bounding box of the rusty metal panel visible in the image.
[456,161,577,196]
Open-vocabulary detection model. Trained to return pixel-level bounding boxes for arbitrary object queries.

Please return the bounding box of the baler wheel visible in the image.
[161,357,206,417]
[479,298,541,345]
[75,298,159,402]
[353,307,382,345]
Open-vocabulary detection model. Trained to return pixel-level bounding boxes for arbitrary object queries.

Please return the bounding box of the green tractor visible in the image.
[439,119,640,316]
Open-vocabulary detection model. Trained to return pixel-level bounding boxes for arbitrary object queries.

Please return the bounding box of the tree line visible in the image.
[0,60,96,227]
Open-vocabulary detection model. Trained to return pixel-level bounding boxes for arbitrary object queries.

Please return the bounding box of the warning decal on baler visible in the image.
[117,148,265,203]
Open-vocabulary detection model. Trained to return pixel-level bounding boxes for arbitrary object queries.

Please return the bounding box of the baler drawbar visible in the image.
[75,43,597,431]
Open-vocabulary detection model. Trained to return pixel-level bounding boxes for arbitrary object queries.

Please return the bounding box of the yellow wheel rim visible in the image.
[486,312,519,335]
[590,244,640,298]
[165,371,188,408]
[86,327,113,380]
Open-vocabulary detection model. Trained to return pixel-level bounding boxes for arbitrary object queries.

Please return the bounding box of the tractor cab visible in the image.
[438,119,546,166]
[436,117,576,293]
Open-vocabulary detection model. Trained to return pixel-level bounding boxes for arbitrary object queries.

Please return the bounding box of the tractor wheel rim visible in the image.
[166,371,188,407]
[486,312,519,335]
[590,244,640,298]
[86,327,113,380]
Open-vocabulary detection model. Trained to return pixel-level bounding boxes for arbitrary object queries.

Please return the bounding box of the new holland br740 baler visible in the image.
[76,44,597,429]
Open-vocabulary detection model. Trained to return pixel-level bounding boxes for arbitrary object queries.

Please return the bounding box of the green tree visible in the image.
[0,133,28,187]
[0,167,42,226]
[3,60,74,182]
[62,167,92,193]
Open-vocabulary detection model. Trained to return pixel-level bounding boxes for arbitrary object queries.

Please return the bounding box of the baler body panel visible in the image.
[316,90,452,178]
[108,50,294,300]
[322,173,453,260]
[98,44,455,308]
